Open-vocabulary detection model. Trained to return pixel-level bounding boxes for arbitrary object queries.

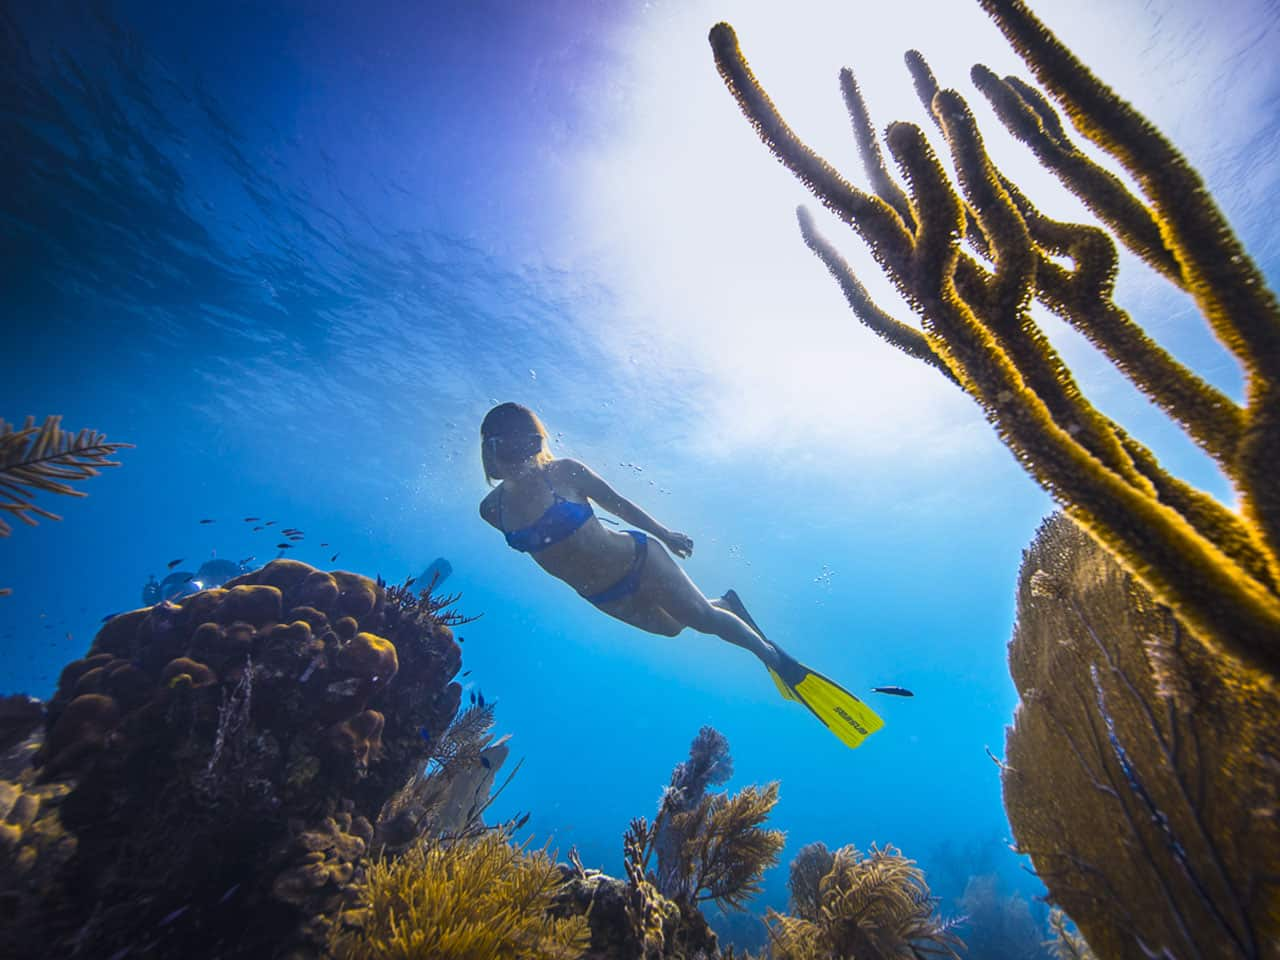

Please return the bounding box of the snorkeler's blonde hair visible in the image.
[480,402,553,484]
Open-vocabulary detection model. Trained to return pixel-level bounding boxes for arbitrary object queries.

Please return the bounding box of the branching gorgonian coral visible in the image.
[709,0,1280,686]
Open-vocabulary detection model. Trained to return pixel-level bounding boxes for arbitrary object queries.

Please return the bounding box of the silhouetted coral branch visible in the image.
[708,0,1280,685]
[0,415,131,537]
[385,574,480,627]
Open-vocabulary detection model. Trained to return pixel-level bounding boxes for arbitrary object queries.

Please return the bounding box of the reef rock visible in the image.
[0,560,463,959]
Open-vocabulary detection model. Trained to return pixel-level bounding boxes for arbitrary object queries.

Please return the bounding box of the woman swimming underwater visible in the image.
[478,402,882,748]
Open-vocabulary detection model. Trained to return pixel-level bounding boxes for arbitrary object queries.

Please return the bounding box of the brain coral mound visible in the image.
[0,559,463,960]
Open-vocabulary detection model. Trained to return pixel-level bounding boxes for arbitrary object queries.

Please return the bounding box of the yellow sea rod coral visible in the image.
[328,831,590,960]
[708,0,1280,685]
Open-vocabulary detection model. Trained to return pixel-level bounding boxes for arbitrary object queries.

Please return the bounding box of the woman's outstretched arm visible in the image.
[560,458,693,558]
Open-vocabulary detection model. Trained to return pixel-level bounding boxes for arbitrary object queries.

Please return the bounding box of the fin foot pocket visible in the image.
[723,589,883,749]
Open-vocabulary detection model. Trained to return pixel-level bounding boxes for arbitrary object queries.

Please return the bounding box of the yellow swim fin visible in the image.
[784,662,885,749]
[766,666,800,703]
[722,589,883,749]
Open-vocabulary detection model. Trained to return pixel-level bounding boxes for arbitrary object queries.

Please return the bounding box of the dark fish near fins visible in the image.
[871,685,914,697]
[199,518,215,524]
[276,543,292,550]
[243,517,260,522]
[330,553,339,562]
[167,558,184,569]
[265,520,277,526]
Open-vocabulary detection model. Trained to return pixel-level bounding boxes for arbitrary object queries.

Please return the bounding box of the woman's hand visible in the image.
[662,530,694,558]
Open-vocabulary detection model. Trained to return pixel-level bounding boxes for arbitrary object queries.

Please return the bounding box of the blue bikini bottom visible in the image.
[583,530,648,606]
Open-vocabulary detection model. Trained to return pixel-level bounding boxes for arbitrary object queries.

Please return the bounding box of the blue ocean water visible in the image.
[2,0,1277,952]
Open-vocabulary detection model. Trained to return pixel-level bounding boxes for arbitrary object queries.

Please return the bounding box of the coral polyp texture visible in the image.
[1006,513,1278,958]
[708,0,1280,686]
[0,559,464,959]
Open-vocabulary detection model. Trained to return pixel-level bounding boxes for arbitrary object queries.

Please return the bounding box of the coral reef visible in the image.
[708,0,1280,686]
[954,874,1050,960]
[652,726,735,901]
[0,560,464,959]
[766,842,963,960]
[0,415,131,595]
[373,703,518,854]
[553,728,783,960]
[1004,512,1278,957]
[327,829,590,960]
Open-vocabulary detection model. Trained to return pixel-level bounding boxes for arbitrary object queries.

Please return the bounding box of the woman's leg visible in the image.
[627,540,780,668]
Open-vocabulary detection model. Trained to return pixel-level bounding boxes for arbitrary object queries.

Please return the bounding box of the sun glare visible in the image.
[560,0,1272,475]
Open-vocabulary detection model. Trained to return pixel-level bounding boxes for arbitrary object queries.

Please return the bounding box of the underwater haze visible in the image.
[3,0,1278,952]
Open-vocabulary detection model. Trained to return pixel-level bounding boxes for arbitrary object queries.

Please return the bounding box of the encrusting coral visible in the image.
[1003,512,1279,959]
[765,841,963,960]
[0,560,465,959]
[708,0,1280,687]
[0,415,131,595]
[327,830,590,960]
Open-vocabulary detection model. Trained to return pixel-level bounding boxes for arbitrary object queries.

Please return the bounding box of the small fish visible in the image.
[218,883,241,904]
[238,556,255,566]
[243,517,260,522]
[276,543,292,550]
[461,670,471,677]
[871,685,914,698]
[513,812,530,830]
[320,542,329,547]
[480,755,491,769]
[199,518,215,524]
[264,520,277,526]
[404,576,416,587]
[469,691,476,705]
[330,553,339,562]
[253,526,264,532]
[287,534,304,541]
[167,558,184,569]
[101,612,121,622]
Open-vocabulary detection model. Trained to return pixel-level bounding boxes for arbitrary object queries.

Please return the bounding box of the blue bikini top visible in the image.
[499,473,594,553]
